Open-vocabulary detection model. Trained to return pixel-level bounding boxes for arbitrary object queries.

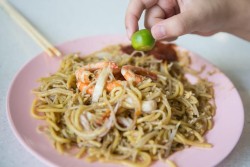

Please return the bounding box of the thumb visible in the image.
[151,11,199,40]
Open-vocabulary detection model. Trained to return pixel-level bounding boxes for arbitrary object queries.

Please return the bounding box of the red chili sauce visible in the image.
[121,42,178,62]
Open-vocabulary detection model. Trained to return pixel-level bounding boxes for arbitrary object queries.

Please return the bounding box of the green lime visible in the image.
[131,29,155,51]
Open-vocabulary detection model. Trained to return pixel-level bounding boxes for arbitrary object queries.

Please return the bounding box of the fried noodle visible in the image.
[31,43,215,167]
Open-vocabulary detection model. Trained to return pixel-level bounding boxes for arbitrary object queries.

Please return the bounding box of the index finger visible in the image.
[125,0,157,39]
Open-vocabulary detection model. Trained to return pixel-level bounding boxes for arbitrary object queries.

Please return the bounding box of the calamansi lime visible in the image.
[131,29,155,51]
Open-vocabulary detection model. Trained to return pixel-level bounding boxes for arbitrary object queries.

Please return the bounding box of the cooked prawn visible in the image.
[75,61,122,94]
[75,71,94,84]
[83,61,119,72]
[76,62,157,94]
[121,65,157,83]
[77,80,122,94]
[75,61,120,83]
[105,80,122,91]
[77,81,94,94]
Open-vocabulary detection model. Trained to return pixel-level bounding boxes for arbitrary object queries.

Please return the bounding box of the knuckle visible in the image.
[141,0,157,8]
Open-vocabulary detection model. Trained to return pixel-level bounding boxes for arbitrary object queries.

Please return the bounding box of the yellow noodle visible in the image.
[166,159,177,167]
[49,127,71,143]
[55,142,64,154]
[45,112,56,122]
[182,126,205,142]
[207,119,213,130]
[30,99,46,120]
[129,82,142,100]
[46,118,60,131]
[36,108,66,112]
[75,147,86,159]
[176,133,212,148]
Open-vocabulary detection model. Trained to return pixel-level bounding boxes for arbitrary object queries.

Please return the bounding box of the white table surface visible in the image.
[0,0,250,167]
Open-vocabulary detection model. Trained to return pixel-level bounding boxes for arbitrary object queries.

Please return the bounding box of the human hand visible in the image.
[125,0,250,41]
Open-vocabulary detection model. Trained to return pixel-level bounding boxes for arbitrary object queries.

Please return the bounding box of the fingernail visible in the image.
[126,28,132,39]
[152,25,165,39]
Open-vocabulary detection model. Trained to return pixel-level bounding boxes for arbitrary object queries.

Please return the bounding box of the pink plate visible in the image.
[6,35,244,167]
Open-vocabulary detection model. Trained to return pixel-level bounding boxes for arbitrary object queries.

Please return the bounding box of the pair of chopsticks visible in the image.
[0,0,61,57]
